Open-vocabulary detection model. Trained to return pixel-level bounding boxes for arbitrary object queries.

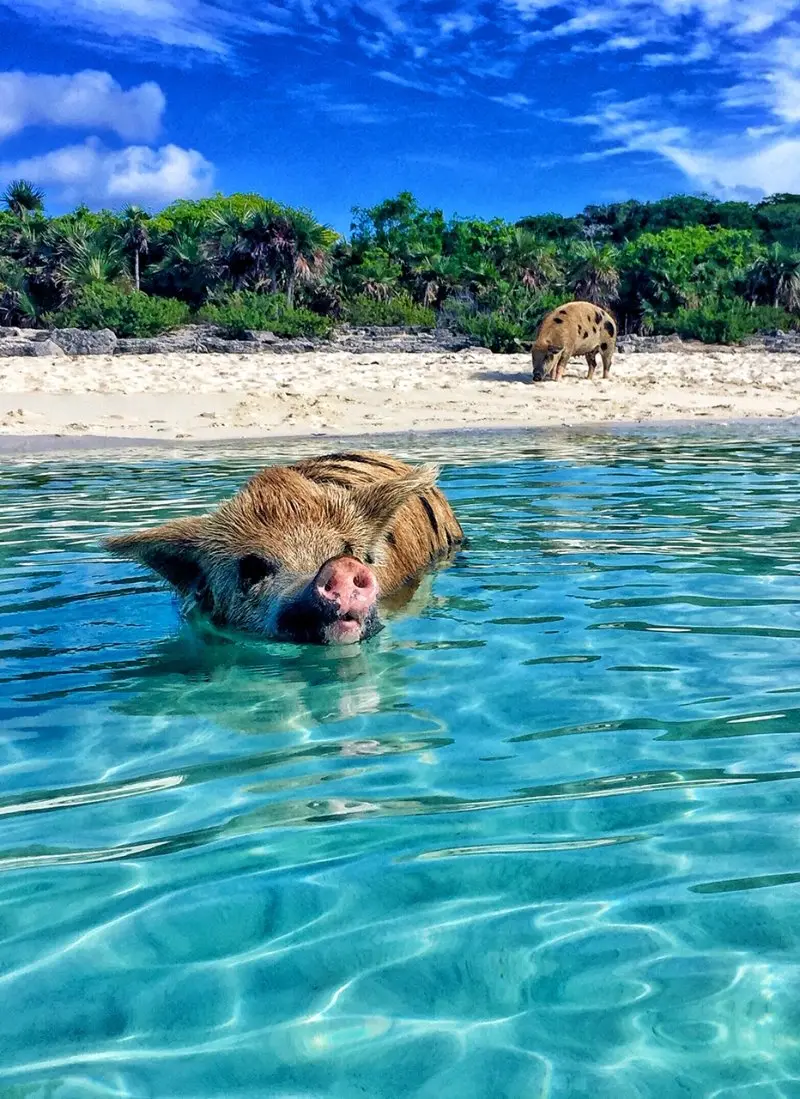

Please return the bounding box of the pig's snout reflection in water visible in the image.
[106,451,464,645]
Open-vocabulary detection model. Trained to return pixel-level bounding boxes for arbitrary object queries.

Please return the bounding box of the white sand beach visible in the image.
[0,344,798,440]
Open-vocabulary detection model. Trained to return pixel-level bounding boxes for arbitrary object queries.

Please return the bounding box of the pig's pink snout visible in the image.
[315,557,378,617]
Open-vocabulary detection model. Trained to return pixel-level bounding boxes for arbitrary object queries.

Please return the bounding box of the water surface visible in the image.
[2,429,800,1098]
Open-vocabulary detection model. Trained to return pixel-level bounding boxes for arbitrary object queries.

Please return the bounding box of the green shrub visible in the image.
[342,293,435,327]
[514,290,574,334]
[653,300,797,343]
[452,310,527,352]
[50,284,189,337]
[198,291,332,338]
[443,290,572,352]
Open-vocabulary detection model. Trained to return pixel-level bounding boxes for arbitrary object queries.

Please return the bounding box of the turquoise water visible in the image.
[2,429,800,1098]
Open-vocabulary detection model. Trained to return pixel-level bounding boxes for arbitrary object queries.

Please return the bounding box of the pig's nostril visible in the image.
[317,559,375,602]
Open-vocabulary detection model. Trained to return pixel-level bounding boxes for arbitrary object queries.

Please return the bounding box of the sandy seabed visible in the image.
[0,344,798,440]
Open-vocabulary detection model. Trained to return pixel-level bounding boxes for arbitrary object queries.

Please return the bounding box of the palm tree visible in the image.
[0,257,38,326]
[212,205,331,304]
[119,205,151,291]
[0,218,60,311]
[2,179,45,219]
[461,255,502,300]
[45,219,93,268]
[212,206,282,293]
[25,219,104,310]
[746,245,800,312]
[59,239,127,291]
[355,250,402,301]
[155,226,220,303]
[502,229,561,292]
[283,209,331,307]
[410,252,461,308]
[567,241,620,305]
[5,218,49,267]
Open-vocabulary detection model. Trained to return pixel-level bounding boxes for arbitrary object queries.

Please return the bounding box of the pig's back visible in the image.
[292,451,464,591]
[535,301,616,354]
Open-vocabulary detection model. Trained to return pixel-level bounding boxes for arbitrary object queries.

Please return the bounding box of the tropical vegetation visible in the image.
[2,182,799,346]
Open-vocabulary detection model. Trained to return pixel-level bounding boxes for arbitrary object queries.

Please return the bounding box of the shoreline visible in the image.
[3,416,799,460]
[1,345,799,447]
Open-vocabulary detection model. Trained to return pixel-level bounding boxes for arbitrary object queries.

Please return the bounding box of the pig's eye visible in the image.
[238,554,278,590]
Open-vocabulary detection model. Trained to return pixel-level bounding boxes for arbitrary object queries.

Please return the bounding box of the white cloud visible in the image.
[641,39,713,65]
[664,140,800,197]
[0,70,165,143]
[360,0,407,34]
[641,52,679,66]
[490,92,532,108]
[5,0,798,72]
[287,83,385,124]
[4,0,291,55]
[571,95,800,198]
[601,34,646,50]
[767,73,800,124]
[550,9,616,35]
[746,124,781,138]
[357,32,392,56]
[437,12,481,34]
[5,0,232,53]
[0,138,214,206]
[374,69,426,89]
[373,67,464,97]
[4,0,800,209]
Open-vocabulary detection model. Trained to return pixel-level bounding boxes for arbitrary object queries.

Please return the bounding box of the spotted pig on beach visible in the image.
[531,300,617,382]
[106,451,463,645]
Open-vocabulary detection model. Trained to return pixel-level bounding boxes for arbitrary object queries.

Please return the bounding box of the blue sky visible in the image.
[1,0,799,232]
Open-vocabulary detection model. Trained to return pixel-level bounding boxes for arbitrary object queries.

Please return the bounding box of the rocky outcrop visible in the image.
[113,325,478,355]
[242,329,279,344]
[1,322,796,356]
[114,337,185,355]
[115,328,208,355]
[616,333,684,353]
[332,326,480,354]
[199,337,317,354]
[50,328,118,355]
[0,337,66,357]
[759,331,800,353]
[619,331,800,353]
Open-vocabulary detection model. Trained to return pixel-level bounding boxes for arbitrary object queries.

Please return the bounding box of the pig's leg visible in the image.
[555,350,570,381]
[601,344,614,378]
[586,351,598,379]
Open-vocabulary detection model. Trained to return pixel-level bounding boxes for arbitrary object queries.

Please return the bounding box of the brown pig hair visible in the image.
[105,452,463,609]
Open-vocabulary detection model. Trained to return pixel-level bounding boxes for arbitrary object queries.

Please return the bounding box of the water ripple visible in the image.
[2,428,800,1097]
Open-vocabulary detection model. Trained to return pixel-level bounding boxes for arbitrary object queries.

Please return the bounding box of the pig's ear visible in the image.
[104,516,208,594]
[353,464,440,532]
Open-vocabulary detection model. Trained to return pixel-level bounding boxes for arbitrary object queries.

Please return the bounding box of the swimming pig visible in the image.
[531,300,617,382]
[105,451,463,645]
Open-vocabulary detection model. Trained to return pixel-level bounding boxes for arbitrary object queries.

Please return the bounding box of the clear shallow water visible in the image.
[2,429,800,1098]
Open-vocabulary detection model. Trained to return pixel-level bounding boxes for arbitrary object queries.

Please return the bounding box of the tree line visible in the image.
[2,180,799,347]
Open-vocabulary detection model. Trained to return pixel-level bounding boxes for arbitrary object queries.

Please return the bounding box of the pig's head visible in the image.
[531,343,559,382]
[105,462,439,645]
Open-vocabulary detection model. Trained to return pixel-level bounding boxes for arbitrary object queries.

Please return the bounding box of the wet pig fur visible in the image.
[105,450,464,645]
